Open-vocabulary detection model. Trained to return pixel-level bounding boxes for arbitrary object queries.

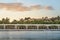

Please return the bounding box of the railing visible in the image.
[0,24,60,31]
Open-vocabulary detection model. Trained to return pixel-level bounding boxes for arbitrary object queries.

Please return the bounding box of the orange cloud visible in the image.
[0,3,54,11]
[30,5,41,10]
[0,3,30,11]
[44,6,54,10]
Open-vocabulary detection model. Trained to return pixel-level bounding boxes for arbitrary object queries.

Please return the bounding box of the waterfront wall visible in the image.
[0,24,60,30]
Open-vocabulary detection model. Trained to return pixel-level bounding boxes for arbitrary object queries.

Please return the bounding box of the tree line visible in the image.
[0,16,60,24]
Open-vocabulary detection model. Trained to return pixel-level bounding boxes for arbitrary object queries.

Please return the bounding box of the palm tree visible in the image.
[25,17,31,20]
[57,16,60,20]
[1,18,5,24]
[1,17,10,24]
[0,20,2,24]
[11,20,18,24]
[18,18,24,24]
[5,17,10,24]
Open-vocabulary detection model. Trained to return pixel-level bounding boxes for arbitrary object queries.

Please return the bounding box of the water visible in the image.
[0,31,60,40]
[0,38,60,40]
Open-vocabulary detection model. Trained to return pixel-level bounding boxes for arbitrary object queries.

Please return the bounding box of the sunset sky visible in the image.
[0,0,60,21]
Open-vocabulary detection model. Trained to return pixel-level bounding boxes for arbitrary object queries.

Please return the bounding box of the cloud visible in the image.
[30,5,41,10]
[0,3,29,11]
[0,3,54,12]
[44,6,54,10]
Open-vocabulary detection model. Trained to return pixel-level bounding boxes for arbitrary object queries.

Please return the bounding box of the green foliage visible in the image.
[1,17,10,24]
[11,20,18,24]
[0,16,60,24]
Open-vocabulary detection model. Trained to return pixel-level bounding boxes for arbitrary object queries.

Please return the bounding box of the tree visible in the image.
[56,16,60,20]
[5,17,10,24]
[1,17,10,24]
[18,18,24,24]
[11,20,18,24]
[0,20,2,24]
[1,18,5,24]
[25,17,31,20]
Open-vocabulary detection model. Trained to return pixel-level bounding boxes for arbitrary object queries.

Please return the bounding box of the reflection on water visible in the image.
[0,31,60,40]
[0,38,60,40]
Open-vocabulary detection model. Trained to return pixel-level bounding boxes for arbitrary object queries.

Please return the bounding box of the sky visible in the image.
[0,0,60,21]
[0,0,60,10]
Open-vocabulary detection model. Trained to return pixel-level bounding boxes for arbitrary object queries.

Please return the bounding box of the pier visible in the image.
[0,24,60,39]
[0,24,60,31]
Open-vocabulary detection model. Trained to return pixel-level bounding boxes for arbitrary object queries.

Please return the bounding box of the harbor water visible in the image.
[0,31,60,40]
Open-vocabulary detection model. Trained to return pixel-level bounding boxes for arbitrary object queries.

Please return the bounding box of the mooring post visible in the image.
[4,24,5,30]
[26,25,28,30]
[58,26,60,30]
[15,24,17,29]
[47,25,49,30]
[37,25,39,30]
